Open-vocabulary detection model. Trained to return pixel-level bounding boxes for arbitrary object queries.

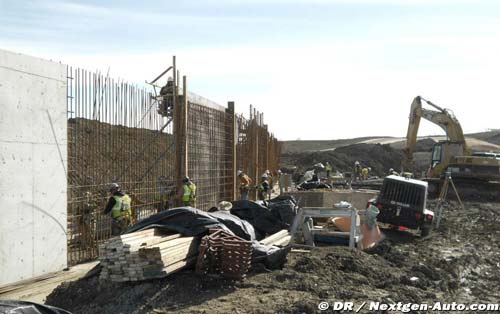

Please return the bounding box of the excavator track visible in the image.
[428,178,500,202]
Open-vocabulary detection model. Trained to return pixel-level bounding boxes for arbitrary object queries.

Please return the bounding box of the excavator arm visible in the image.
[402,96,467,171]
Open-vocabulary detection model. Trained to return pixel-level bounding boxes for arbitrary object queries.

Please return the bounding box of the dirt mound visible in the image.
[46,201,500,314]
[282,143,402,177]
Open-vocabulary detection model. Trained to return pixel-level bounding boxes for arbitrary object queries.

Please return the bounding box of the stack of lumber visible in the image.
[99,228,199,282]
[260,229,291,246]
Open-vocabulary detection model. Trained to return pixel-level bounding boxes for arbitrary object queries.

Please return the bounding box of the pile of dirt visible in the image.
[282,143,403,177]
[46,201,500,314]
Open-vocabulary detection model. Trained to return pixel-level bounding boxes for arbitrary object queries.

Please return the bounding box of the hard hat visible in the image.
[368,167,371,171]
[237,170,243,176]
[262,174,268,179]
[389,168,394,172]
[355,161,360,165]
[277,169,282,174]
[182,176,190,183]
[217,201,233,211]
[265,169,270,174]
[167,76,173,82]
[108,183,120,192]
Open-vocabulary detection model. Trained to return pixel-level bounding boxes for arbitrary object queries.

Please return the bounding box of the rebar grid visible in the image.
[67,67,176,265]
[184,102,233,210]
[66,66,281,265]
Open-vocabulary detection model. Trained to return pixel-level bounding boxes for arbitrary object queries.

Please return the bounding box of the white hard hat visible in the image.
[266,169,270,174]
[167,76,173,82]
[262,174,268,179]
[237,170,243,176]
[108,183,120,192]
[355,161,360,165]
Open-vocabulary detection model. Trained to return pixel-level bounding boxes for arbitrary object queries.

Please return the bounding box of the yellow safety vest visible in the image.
[111,194,132,219]
[182,183,196,202]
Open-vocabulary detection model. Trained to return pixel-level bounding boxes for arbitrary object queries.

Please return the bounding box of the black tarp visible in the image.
[296,181,332,190]
[125,207,288,269]
[127,207,256,241]
[0,300,72,314]
[230,200,287,240]
[266,195,298,226]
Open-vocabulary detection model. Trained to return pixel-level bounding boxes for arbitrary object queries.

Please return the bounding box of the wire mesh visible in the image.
[66,65,281,265]
[184,102,233,210]
[67,66,176,265]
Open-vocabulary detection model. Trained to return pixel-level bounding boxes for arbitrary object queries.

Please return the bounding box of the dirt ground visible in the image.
[46,200,500,314]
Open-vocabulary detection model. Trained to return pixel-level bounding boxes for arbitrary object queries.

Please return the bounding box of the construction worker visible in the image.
[258,174,270,201]
[104,183,132,236]
[158,77,174,117]
[154,176,175,211]
[277,169,284,194]
[361,167,369,180]
[237,170,252,200]
[388,168,399,176]
[178,176,196,207]
[325,162,332,178]
[265,170,273,199]
[353,161,362,181]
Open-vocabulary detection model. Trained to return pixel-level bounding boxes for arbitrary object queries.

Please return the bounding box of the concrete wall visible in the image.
[286,189,379,210]
[0,49,67,286]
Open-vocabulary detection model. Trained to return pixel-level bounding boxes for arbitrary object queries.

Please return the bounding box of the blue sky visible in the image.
[1,0,500,140]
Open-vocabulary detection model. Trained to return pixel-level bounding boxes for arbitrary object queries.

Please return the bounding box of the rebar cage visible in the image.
[66,66,281,265]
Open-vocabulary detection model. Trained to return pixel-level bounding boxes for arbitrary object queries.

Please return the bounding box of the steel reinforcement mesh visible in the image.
[235,113,282,200]
[67,67,176,265]
[66,66,281,265]
[185,102,233,210]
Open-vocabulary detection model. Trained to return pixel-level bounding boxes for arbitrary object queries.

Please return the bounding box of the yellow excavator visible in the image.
[402,96,500,199]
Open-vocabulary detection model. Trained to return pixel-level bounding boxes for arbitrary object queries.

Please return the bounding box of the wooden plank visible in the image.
[260,230,288,245]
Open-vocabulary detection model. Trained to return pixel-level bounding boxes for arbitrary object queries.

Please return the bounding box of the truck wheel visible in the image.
[420,225,431,237]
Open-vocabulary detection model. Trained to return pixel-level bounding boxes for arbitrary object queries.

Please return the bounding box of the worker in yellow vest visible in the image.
[362,167,369,180]
[179,176,197,207]
[325,162,332,178]
[104,183,132,235]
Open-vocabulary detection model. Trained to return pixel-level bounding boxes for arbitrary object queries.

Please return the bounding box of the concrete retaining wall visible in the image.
[0,49,67,286]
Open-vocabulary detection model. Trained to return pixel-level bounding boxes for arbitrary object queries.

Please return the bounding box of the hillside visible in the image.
[282,130,500,154]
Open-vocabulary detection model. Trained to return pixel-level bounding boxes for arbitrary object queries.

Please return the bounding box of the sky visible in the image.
[1,0,499,140]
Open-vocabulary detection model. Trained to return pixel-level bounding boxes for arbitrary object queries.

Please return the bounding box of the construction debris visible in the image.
[98,228,199,282]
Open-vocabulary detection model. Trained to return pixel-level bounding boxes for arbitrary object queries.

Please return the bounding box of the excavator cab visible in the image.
[429,142,465,177]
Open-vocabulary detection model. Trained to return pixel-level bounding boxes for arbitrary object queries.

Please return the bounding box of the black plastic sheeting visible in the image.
[127,207,256,241]
[296,181,332,190]
[125,207,288,269]
[266,195,298,227]
[230,200,286,240]
[230,196,298,240]
[0,300,72,314]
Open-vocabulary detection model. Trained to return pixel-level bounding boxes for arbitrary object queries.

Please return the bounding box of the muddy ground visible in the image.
[46,201,500,314]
